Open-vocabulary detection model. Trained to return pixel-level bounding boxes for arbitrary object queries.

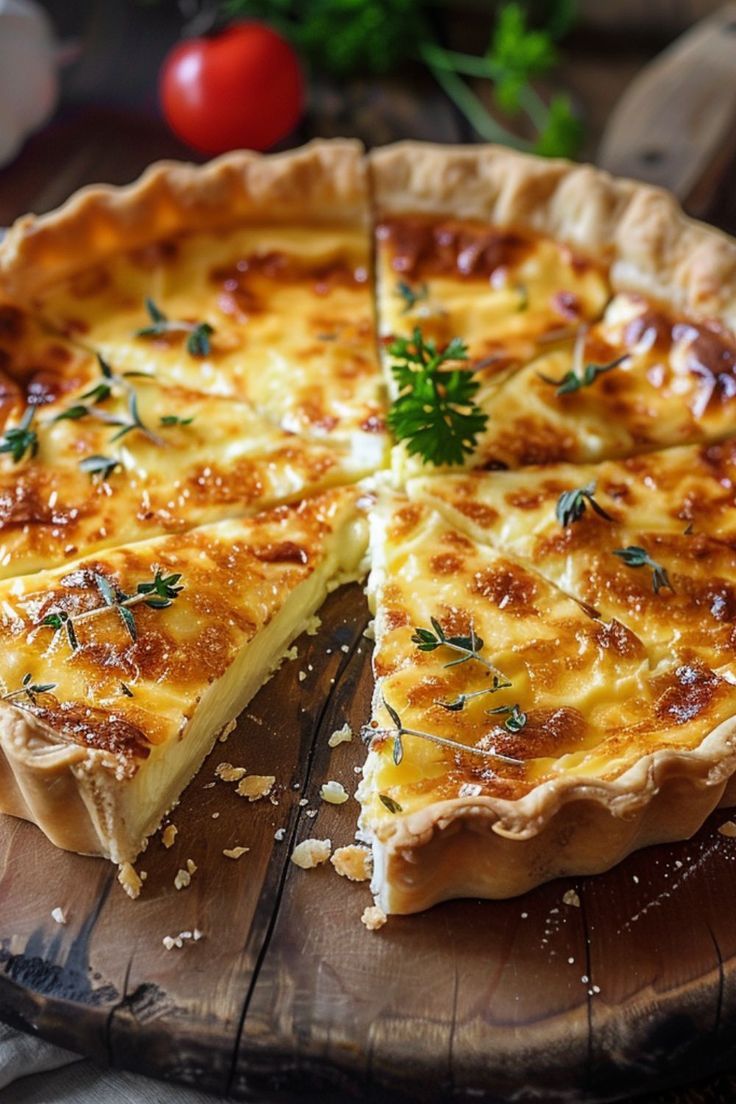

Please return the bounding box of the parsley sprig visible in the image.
[0,406,39,464]
[41,568,184,650]
[136,298,214,358]
[556,481,614,528]
[612,546,674,595]
[388,328,487,466]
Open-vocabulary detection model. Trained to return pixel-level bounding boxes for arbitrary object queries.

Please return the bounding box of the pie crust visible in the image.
[2,139,736,913]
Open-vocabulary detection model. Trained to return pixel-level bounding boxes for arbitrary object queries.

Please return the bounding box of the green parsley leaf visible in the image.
[395,280,429,314]
[388,327,488,466]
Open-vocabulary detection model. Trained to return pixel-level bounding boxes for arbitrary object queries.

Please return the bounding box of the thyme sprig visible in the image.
[136,298,214,358]
[378,696,523,767]
[395,280,429,313]
[1,673,57,706]
[0,405,39,464]
[78,454,122,482]
[556,481,614,528]
[539,353,629,396]
[388,328,488,466]
[487,703,528,732]
[412,617,509,682]
[612,546,674,595]
[41,569,184,650]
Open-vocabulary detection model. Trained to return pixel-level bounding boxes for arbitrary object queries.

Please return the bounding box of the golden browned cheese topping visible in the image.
[0,488,359,764]
[361,490,736,826]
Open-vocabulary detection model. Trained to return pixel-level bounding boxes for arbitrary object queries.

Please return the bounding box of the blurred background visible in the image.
[1,0,736,232]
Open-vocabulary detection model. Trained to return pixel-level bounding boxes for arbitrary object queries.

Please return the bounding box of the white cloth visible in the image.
[0,1022,227,1102]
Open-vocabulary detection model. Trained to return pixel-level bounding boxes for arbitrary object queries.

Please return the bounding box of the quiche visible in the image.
[3,138,736,917]
[358,486,736,913]
[0,486,366,871]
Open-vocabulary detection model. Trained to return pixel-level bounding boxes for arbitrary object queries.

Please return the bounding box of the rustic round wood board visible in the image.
[2,582,736,1103]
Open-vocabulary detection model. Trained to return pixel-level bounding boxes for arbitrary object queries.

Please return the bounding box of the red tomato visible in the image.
[160,22,304,155]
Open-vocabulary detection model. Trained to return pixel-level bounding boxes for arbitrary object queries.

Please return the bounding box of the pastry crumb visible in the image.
[361,905,387,931]
[328,723,353,748]
[174,867,192,890]
[290,837,332,869]
[719,820,736,837]
[218,719,237,743]
[320,780,349,805]
[223,846,250,859]
[305,614,321,636]
[331,845,372,882]
[236,774,275,801]
[298,670,307,682]
[563,889,581,908]
[274,827,286,841]
[161,824,178,849]
[215,762,246,782]
[211,811,220,819]
[186,858,197,874]
[363,621,375,640]
[118,862,142,899]
[283,644,299,662]
[51,907,67,925]
[163,928,204,951]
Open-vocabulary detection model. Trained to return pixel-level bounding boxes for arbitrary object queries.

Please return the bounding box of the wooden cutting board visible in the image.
[3,582,736,1102]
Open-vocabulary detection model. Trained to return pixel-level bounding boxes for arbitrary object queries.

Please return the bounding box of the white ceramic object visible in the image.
[0,0,58,167]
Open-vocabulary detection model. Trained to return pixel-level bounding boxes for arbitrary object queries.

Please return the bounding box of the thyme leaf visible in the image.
[612,545,674,594]
[556,481,614,528]
[395,280,429,313]
[78,454,121,481]
[539,354,629,395]
[379,793,403,814]
[1,672,57,706]
[0,405,38,464]
[487,702,527,732]
[377,695,523,766]
[136,298,215,358]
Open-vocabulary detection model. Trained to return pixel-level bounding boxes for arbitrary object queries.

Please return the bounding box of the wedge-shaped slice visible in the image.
[0,487,367,868]
[359,489,736,914]
[406,441,736,670]
[0,374,371,580]
[1,141,387,471]
[435,293,736,472]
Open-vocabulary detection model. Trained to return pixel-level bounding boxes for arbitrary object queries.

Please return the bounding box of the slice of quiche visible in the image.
[406,441,736,670]
[0,487,367,874]
[0,368,370,580]
[359,487,736,914]
[0,141,388,475]
[370,142,736,476]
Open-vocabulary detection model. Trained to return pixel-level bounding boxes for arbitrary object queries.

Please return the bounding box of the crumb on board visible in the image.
[51,907,67,925]
[361,905,387,931]
[298,670,307,682]
[328,723,353,748]
[218,719,237,743]
[236,775,276,801]
[161,824,178,849]
[320,780,349,805]
[363,621,375,640]
[719,820,736,838]
[163,928,204,951]
[274,827,286,841]
[563,889,581,908]
[223,846,250,860]
[211,812,220,819]
[118,862,142,899]
[174,862,197,891]
[290,838,332,869]
[331,845,372,882]
[215,762,247,782]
